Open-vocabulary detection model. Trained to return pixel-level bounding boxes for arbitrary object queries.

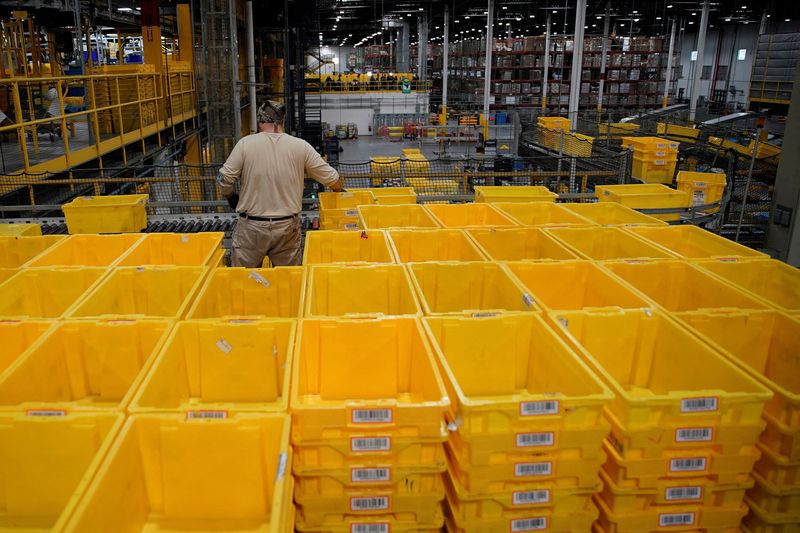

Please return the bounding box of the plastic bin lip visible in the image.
[545,226,677,261]
[625,225,769,260]
[319,190,377,210]
[27,233,145,267]
[116,232,224,267]
[492,202,597,227]
[63,193,149,208]
[357,204,440,230]
[302,229,396,265]
[559,203,668,226]
[424,203,518,228]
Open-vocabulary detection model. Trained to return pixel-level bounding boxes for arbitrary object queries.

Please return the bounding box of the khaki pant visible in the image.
[231,216,302,267]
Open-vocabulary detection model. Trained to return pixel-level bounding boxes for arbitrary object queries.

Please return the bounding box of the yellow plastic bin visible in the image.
[657,122,702,143]
[0,320,171,413]
[621,137,679,152]
[186,267,305,319]
[466,227,580,261]
[603,260,771,312]
[130,320,295,414]
[473,186,558,203]
[117,232,223,266]
[358,204,440,230]
[305,264,421,317]
[62,413,294,533]
[320,208,361,231]
[361,187,417,206]
[631,157,679,185]
[493,202,595,227]
[62,194,148,234]
[408,261,538,315]
[387,229,487,262]
[0,268,15,285]
[67,266,208,319]
[597,123,640,138]
[0,223,42,236]
[0,267,108,319]
[0,320,53,375]
[296,515,443,533]
[319,191,376,210]
[0,412,123,532]
[561,203,667,226]
[290,317,449,441]
[27,234,144,267]
[370,157,402,182]
[743,492,800,533]
[447,498,597,533]
[695,258,800,314]
[676,171,727,210]
[0,235,65,267]
[295,492,443,528]
[303,230,395,265]
[424,203,517,228]
[626,225,768,260]
[545,227,675,261]
[505,260,652,312]
[595,184,691,222]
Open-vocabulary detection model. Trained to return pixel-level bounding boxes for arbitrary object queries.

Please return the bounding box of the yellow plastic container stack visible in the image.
[473,186,558,204]
[551,308,773,533]
[621,137,679,184]
[424,203,518,228]
[537,117,571,151]
[424,313,612,533]
[319,191,377,230]
[561,203,668,227]
[493,202,596,227]
[597,123,640,138]
[358,204,440,229]
[676,171,727,212]
[657,122,701,144]
[388,229,487,262]
[370,157,402,185]
[291,317,450,531]
[595,184,691,222]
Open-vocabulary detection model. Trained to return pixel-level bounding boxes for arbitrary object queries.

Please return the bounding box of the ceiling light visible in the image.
[634,18,639,22]
[515,17,521,21]
[632,10,638,13]
[786,18,791,21]
[454,19,459,23]
[688,21,694,24]
[552,10,557,13]
[348,34,352,37]
[725,18,731,21]
[464,15,470,19]
[742,5,747,8]
[691,12,696,15]
[529,15,534,18]
[501,5,507,9]
[435,25,440,29]
[596,15,601,19]
[592,23,597,27]
[667,4,673,7]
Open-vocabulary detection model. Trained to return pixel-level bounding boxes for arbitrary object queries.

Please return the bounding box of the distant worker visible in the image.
[217,101,344,267]
[44,84,64,119]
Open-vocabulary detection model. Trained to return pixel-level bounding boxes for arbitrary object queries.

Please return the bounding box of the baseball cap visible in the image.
[257,100,286,124]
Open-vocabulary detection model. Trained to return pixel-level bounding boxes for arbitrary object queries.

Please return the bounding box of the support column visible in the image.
[663,18,676,108]
[568,0,587,130]
[483,0,494,118]
[542,12,551,112]
[142,0,164,117]
[177,4,193,65]
[245,0,257,134]
[417,11,428,81]
[397,21,410,72]
[597,9,610,116]
[442,4,449,117]
[688,0,709,123]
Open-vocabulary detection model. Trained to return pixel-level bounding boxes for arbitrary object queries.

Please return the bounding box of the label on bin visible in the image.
[514,461,553,477]
[186,410,227,420]
[344,223,359,230]
[680,397,718,413]
[215,338,233,354]
[520,400,559,416]
[351,436,391,452]
[351,524,388,533]
[658,512,695,527]
[345,210,358,216]
[512,490,550,505]
[25,409,66,417]
[248,271,270,287]
[341,193,354,198]
[675,427,713,442]
[669,457,707,472]
[351,467,391,482]
[516,432,555,448]
[350,496,390,511]
[276,452,288,480]
[351,408,393,424]
[665,486,703,501]
[510,517,547,531]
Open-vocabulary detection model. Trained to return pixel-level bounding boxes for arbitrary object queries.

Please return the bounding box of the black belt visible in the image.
[239,213,296,222]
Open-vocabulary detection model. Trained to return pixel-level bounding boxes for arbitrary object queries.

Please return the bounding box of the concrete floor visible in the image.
[337,134,481,162]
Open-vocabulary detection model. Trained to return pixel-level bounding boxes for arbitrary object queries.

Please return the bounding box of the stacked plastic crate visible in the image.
[319,190,376,230]
[621,137,679,184]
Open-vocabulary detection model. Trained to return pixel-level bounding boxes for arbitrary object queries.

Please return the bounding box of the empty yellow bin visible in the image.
[676,171,727,210]
[595,184,691,222]
[130,320,295,414]
[598,123,640,138]
[0,235,65,267]
[305,264,421,317]
[320,208,361,230]
[362,187,417,205]
[0,267,108,319]
[0,320,171,412]
[408,261,538,315]
[546,227,674,261]
[28,234,144,267]
[303,230,395,265]
[319,191,376,210]
[0,320,53,375]
[68,266,208,319]
[186,267,306,319]
[358,204,440,229]
[117,232,223,266]
[506,260,652,312]
[425,203,517,228]
[625,225,768,260]
[388,229,486,262]
[0,268,15,285]
[0,412,123,532]
[473,186,558,203]
[561,203,667,226]
[62,194,148,234]
[0,223,41,236]
[62,413,294,533]
[467,228,580,261]
[493,202,595,227]
[695,258,800,314]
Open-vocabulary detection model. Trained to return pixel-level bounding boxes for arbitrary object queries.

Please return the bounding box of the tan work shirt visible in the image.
[217,132,339,217]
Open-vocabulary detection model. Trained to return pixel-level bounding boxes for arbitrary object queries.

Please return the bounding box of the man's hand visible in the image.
[330,178,344,192]
[226,193,239,210]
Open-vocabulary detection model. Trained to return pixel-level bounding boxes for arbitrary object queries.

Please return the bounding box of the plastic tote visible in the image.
[0,320,53,377]
[0,267,109,319]
[62,194,148,234]
[473,186,558,204]
[676,170,727,210]
[493,202,596,227]
[387,229,487,262]
[130,320,295,414]
[319,191,377,210]
[62,413,294,533]
[625,225,768,260]
[466,228,580,262]
[357,204,440,230]
[560,203,667,227]
[359,187,417,206]
[303,230,396,265]
[295,491,444,527]
[695,258,800,314]
[0,412,123,532]
[117,232,223,266]
[545,227,675,261]
[293,462,445,499]
[595,184,690,222]
[424,203,518,228]
[27,234,144,267]
[0,223,41,236]
[0,235,65,267]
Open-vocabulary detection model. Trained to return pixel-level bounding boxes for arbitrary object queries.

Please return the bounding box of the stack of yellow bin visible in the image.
[319,190,377,230]
[537,116,571,151]
[621,137,679,184]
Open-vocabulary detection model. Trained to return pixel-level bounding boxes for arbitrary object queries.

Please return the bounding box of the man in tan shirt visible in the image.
[218,101,343,266]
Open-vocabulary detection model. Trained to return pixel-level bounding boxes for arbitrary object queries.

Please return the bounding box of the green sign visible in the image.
[401,80,411,94]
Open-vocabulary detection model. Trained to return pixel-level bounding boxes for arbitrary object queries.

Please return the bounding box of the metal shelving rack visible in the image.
[749,32,800,107]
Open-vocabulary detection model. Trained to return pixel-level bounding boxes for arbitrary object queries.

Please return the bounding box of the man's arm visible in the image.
[305,142,344,191]
[217,141,243,208]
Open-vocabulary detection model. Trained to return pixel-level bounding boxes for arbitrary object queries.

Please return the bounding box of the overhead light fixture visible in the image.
[656,15,662,20]
[632,10,638,14]
[529,14,534,18]
[634,18,639,22]
[725,18,731,21]
[552,10,557,13]
[501,5,507,9]
[688,21,694,24]
[667,4,673,7]
[435,25,440,29]
[786,18,791,21]
[596,16,601,19]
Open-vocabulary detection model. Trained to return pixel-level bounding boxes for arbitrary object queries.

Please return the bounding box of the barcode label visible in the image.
[514,462,552,477]
[523,294,535,308]
[520,400,559,416]
[516,432,554,447]
[351,525,388,533]
[344,223,359,230]
[25,409,66,417]
[248,271,270,287]
[511,517,547,531]
[692,190,706,206]
[676,427,713,442]
[276,452,288,480]
[186,410,227,419]
[350,496,389,511]
[665,486,702,501]
[341,192,353,198]
[670,457,707,472]
[513,490,550,505]
[659,513,695,527]
[180,235,189,243]
[681,397,718,413]
[352,409,393,424]
[346,210,358,216]
[351,437,391,452]
[215,338,233,354]
[351,467,391,482]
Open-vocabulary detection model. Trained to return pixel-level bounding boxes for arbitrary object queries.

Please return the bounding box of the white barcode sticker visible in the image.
[351,436,391,452]
[655,150,667,157]
[676,427,713,442]
[186,410,227,420]
[665,486,702,501]
[659,512,695,527]
[692,190,706,206]
[346,209,358,216]
[276,452,288,480]
[513,490,550,505]
[180,235,189,243]
[248,271,270,287]
[514,462,552,477]
[670,457,707,472]
[351,467,391,483]
[341,192,354,198]
[350,496,390,511]
[25,409,66,417]
[520,400,559,416]
[351,524,388,533]
[510,517,547,531]
[681,397,718,413]
[352,408,393,424]
[215,338,233,354]
[344,223,359,230]
[522,293,535,308]
[516,432,554,448]
[654,159,666,165]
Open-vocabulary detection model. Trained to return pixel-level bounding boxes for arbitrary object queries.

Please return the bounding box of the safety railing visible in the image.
[306,80,432,93]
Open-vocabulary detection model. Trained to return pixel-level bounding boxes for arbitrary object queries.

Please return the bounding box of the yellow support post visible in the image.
[177,4,193,65]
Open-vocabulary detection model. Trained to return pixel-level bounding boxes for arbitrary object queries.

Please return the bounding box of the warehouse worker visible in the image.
[218,100,343,267]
